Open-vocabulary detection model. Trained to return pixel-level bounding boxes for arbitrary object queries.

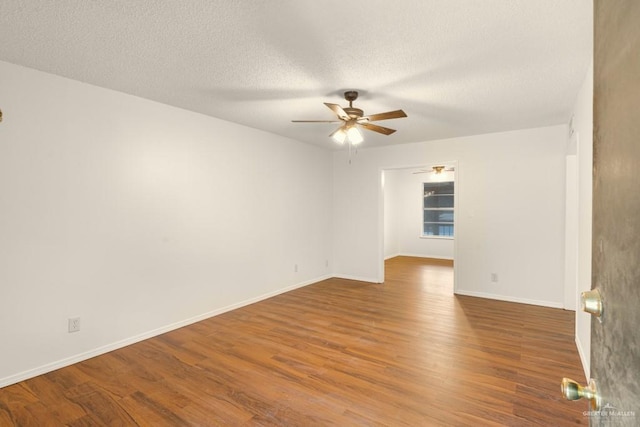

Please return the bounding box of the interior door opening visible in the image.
[380,163,458,293]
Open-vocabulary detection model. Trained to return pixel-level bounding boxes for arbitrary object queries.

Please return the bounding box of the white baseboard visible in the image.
[575,334,590,381]
[384,253,453,261]
[397,253,454,261]
[332,274,380,284]
[454,289,564,309]
[0,274,332,389]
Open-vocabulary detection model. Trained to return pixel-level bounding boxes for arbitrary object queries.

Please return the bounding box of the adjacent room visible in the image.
[3,1,625,425]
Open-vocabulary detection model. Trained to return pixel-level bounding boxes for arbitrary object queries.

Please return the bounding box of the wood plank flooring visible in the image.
[0,256,588,426]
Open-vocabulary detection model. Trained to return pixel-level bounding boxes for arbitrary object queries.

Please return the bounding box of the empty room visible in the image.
[1,1,639,426]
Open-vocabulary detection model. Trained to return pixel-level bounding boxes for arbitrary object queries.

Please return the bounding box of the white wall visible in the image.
[0,60,333,386]
[564,152,578,311]
[571,63,594,379]
[383,170,400,259]
[384,168,455,260]
[334,126,567,307]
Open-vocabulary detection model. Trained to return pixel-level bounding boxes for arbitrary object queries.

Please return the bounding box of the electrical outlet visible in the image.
[68,317,81,333]
[294,264,298,273]
[491,273,498,283]
[325,259,329,268]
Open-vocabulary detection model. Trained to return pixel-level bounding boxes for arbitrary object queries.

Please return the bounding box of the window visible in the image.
[422,181,454,237]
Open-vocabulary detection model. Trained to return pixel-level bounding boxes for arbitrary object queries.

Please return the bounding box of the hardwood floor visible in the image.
[0,256,587,426]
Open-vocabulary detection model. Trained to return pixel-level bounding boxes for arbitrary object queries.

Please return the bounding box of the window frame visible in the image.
[420,180,455,239]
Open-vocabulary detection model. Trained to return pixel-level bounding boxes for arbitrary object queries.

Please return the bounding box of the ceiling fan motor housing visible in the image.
[344,107,363,119]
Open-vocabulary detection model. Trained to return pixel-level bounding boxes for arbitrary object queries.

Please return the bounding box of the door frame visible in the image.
[377,161,459,293]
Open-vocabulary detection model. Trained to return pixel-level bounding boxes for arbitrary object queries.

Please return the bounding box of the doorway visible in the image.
[380,163,458,292]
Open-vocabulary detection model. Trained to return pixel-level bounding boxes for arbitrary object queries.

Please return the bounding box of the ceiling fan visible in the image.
[292,91,407,145]
[413,165,455,174]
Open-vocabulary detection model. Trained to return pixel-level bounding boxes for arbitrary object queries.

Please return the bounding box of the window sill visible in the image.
[419,235,454,240]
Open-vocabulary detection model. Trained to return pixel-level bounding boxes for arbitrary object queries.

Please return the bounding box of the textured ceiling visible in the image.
[0,1,592,149]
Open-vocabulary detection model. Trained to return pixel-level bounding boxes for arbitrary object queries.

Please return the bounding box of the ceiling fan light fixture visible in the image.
[331,128,347,144]
[347,126,363,145]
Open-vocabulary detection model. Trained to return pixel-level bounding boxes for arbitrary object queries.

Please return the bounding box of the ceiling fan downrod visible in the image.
[343,91,363,119]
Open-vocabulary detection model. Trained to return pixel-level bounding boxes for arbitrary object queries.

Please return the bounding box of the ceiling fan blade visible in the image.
[412,170,430,174]
[363,109,407,122]
[292,120,341,123]
[324,103,350,121]
[360,122,396,135]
